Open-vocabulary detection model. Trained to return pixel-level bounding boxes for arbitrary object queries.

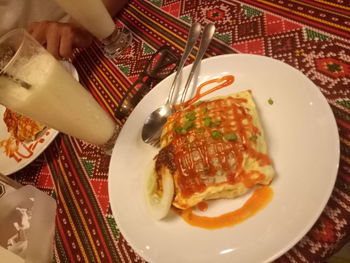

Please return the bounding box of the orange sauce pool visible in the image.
[177,186,273,230]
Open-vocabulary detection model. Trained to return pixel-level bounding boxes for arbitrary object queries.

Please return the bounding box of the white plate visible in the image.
[0,61,78,176]
[108,54,339,263]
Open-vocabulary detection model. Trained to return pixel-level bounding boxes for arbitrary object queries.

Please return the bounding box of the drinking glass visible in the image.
[0,28,119,152]
[54,0,132,59]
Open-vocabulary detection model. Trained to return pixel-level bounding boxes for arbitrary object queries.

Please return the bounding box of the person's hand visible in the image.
[27,21,94,59]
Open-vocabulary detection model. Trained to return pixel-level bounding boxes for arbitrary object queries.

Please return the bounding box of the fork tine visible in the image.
[154,140,161,148]
[148,136,161,148]
[151,139,160,148]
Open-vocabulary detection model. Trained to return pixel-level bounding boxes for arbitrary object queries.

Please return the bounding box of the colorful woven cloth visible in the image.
[9,0,349,262]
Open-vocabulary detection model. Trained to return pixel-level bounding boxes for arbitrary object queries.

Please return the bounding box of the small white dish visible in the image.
[0,61,79,175]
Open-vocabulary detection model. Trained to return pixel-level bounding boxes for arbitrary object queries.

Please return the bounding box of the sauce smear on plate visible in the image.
[178,186,273,229]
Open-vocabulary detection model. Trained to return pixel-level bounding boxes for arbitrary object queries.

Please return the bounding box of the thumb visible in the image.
[72,28,94,49]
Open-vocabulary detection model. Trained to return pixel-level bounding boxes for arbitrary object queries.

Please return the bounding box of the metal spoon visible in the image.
[179,23,216,109]
[142,23,216,146]
[141,22,201,144]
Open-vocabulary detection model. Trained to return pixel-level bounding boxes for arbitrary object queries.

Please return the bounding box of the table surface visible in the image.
[8,0,350,262]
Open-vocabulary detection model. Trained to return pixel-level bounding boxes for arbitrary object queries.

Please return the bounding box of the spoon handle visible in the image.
[166,22,201,105]
[180,23,216,106]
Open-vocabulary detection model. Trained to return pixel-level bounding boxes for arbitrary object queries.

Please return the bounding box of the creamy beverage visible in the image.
[54,0,116,40]
[0,43,116,146]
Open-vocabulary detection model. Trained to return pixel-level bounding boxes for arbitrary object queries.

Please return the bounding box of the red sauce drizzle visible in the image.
[183,75,234,107]
[0,133,48,162]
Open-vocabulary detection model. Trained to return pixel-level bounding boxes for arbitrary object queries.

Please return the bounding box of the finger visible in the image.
[26,23,36,34]
[27,22,47,46]
[46,24,61,58]
[72,28,93,49]
[60,26,93,58]
[26,22,42,34]
[59,30,74,59]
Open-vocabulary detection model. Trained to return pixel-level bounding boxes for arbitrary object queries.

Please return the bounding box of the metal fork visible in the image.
[148,136,161,148]
[148,23,216,148]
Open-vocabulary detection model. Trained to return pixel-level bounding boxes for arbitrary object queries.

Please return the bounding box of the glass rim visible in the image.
[0,28,26,75]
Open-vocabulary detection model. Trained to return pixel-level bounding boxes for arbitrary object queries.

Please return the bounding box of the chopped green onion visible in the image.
[194,101,203,106]
[174,126,187,134]
[202,107,208,113]
[250,135,258,141]
[183,121,194,130]
[268,98,274,105]
[185,112,196,121]
[204,118,212,127]
[174,126,182,133]
[224,133,238,141]
[211,130,222,139]
[203,116,221,127]
[195,128,205,133]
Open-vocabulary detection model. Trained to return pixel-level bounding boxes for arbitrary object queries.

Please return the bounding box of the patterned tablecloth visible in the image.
[8,0,349,262]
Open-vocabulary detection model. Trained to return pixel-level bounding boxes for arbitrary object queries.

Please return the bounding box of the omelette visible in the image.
[146,90,274,219]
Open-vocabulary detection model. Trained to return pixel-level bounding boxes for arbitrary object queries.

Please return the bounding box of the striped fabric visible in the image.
[9,0,349,262]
